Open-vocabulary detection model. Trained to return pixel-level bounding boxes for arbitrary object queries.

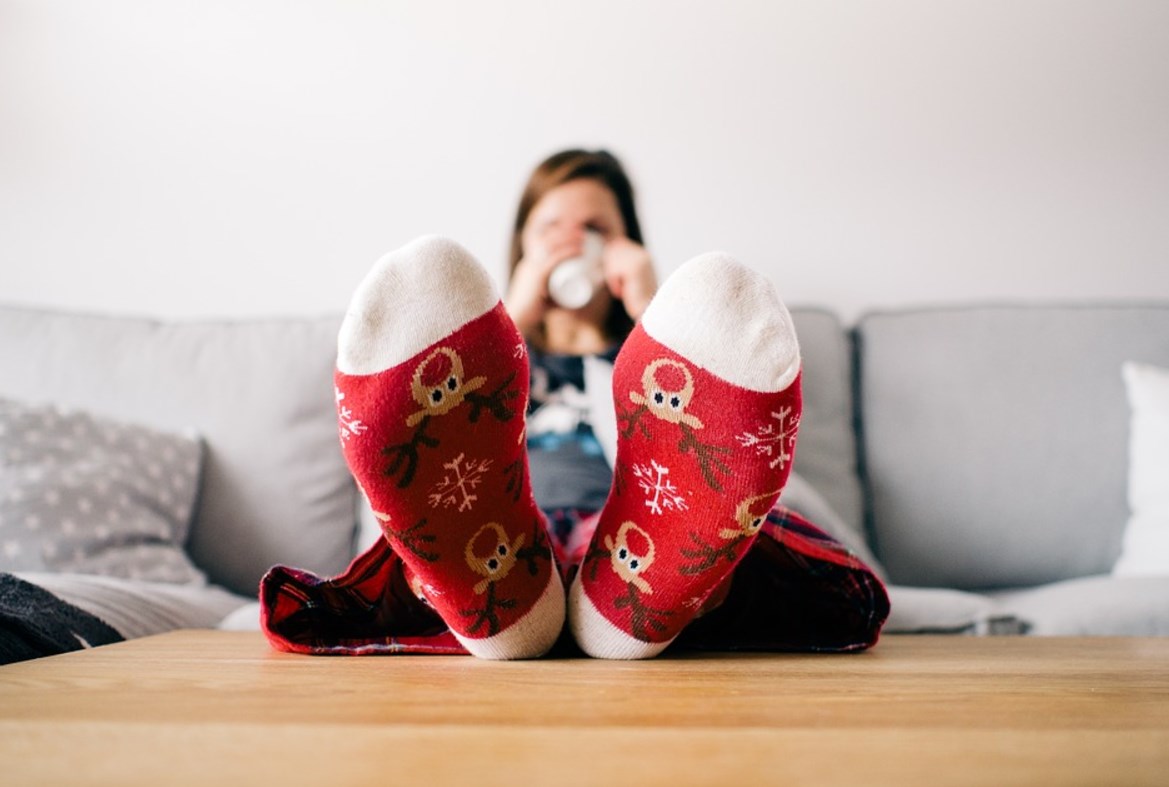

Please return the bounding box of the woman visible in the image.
[503,150,657,550]
[258,150,888,661]
[505,148,656,353]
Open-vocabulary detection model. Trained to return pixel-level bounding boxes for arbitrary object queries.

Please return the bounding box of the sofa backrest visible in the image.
[788,308,865,541]
[0,305,356,596]
[857,303,1169,590]
[0,301,867,598]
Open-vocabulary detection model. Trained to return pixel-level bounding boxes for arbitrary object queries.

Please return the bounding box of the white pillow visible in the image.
[1113,362,1169,577]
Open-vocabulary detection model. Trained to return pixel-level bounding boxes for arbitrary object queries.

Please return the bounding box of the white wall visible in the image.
[2,0,1167,322]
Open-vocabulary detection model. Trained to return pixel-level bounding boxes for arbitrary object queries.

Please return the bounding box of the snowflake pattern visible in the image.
[631,460,688,516]
[427,453,492,512]
[736,406,799,470]
[336,387,368,442]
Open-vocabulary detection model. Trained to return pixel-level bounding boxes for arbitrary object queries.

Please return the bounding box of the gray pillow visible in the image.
[0,397,206,584]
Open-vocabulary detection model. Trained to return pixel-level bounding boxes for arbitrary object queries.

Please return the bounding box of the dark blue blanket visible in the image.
[0,573,122,665]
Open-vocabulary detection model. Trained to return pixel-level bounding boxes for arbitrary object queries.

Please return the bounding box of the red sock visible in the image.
[569,252,802,658]
[336,236,564,659]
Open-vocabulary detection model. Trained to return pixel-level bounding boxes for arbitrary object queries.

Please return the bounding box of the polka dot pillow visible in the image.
[0,397,207,584]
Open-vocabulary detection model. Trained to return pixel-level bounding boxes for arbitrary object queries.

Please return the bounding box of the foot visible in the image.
[569,251,802,658]
[335,236,564,659]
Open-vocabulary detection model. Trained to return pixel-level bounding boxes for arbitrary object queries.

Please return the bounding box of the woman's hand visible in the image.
[505,229,586,338]
[602,237,657,320]
[507,228,658,336]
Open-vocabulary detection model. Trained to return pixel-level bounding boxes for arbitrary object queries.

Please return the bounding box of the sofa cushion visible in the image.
[883,585,1024,635]
[989,575,1169,636]
[16,571,251,639]
[0,305,356,596]
[787,309,865,542]
[0,397,206,584]
[857,304,1169,589]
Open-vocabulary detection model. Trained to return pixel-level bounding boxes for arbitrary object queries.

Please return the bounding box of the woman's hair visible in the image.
[508,148,644,341]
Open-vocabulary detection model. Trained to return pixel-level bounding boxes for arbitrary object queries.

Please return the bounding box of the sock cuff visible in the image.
[640,252,800,393]
[337,236,499,376]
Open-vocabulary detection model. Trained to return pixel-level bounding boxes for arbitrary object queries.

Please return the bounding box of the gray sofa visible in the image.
[799,304,1169,635]
[2,299,1167,647]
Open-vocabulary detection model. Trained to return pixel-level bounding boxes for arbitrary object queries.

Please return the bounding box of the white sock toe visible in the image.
[337,236,499,376]
[456,572,567,660]
[640,252,800,393]
[569,577,670,660]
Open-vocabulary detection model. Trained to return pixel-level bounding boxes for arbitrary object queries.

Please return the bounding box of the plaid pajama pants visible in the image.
[260,504,889,656]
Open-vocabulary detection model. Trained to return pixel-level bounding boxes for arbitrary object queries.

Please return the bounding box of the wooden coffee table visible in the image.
[1,631,1166,786]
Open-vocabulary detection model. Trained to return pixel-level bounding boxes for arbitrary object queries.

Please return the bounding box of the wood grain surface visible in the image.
[1,631,1166,786]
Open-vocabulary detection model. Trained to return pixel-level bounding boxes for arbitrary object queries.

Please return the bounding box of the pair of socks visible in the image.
[335,236,801,659]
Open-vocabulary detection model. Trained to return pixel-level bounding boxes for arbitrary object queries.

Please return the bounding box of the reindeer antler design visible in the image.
[383,414,440,488]
[678,531,742,575]
[677,422,732,492]
[679,491,778,574]
[464,371,519,423]
[612,582,674,642]
[382,517,440,562]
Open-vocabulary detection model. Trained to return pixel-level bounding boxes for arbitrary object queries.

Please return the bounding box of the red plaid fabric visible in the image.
[261,503,888,656]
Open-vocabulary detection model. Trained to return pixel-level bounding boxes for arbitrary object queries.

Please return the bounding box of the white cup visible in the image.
[548,232,605,309]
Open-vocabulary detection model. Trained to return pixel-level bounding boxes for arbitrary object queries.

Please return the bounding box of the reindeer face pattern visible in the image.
[630,359,704,429]
[464,522,525,595]
[722,491,779,539]
[407,347,486,426]
[619,357,731,490]
[604,521,656,593]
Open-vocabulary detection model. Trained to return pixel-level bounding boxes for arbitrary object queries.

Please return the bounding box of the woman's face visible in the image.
[521,178,627,257]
